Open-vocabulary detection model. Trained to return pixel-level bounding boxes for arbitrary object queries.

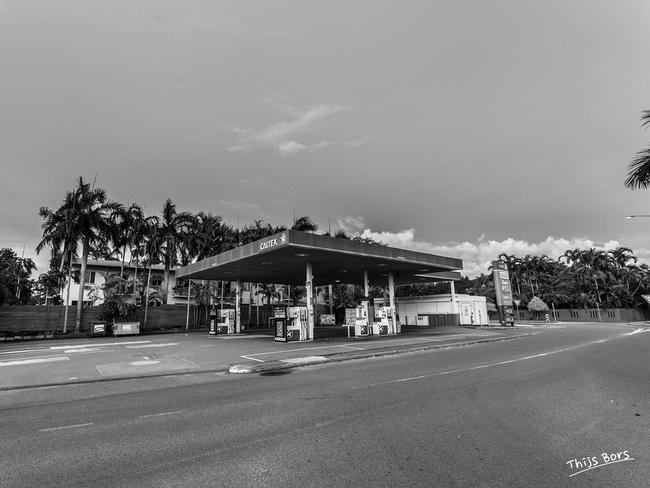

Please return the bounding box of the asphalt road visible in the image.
[0,322,647,487]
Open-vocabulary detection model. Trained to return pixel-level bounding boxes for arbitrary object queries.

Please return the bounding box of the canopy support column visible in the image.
[235,279,241,334]
[388,272,396,334]
[306,262,314,340]
[450,280,459,326]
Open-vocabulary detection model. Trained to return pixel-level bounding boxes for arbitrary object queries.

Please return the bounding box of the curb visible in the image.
[228,332,533,374]
[0,332,533,391]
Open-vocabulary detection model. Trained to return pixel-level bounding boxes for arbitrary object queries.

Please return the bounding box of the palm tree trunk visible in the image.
[120,243,127,279]
[163,261,170,305]
[75,240,90,333]
[133,261,138,302]
[144,263,152,328]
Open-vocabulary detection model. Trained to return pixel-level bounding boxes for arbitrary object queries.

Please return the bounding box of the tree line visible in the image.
[396,249,650,311]
[32,177,377,331]
[4,174,650,328]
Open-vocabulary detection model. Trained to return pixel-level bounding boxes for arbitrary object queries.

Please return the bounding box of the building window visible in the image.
[84,271,96,284]
[150,276,163,287]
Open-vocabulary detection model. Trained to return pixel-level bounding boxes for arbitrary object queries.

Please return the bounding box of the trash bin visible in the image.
[89,321,107,337]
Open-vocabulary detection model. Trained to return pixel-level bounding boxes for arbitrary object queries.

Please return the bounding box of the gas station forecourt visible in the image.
[176,230,463,342]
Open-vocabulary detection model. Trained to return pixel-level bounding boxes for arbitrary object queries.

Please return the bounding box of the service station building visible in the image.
[176,230,464,341]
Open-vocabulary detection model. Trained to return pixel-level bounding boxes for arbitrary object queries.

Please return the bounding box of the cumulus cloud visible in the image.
[225,103,368,156]
[277,140,306,155]
[335,216,647,278]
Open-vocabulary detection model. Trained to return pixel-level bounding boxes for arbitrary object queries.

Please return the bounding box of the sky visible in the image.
[1,0,650,278]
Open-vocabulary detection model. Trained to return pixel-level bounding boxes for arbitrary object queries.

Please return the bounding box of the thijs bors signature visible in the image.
[566,451,634,477]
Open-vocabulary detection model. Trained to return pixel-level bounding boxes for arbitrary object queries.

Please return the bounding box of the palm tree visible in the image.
[110,203,145,278]
[291,216,318,233]
[624,110,650,189]
[140,216,163,326]
[37,177,122,332]
[158,198,193,303]
[608,247,637,269]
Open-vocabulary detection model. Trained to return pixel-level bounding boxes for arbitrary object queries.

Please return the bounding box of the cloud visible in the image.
[225,103,368,156]
[309,139,371,152]
[335,217,644,278]
[277,140,306,155]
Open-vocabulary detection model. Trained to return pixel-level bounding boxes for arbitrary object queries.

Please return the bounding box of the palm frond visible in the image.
[624,147,650,189]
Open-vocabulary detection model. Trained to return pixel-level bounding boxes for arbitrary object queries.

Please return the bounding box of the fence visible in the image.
[0,303,333,335]
[489,308,650,322]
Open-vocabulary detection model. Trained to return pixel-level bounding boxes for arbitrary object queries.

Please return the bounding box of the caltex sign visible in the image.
[259,233,288,251]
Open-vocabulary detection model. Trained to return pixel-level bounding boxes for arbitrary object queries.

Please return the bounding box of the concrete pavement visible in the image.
[0,325,536,390]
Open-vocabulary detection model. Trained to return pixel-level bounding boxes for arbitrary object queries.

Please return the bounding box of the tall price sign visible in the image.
[492,261,514,326]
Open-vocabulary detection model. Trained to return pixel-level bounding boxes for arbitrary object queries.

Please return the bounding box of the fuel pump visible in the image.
[208,307,218,335]
[372,304,390,335]
[217,309,235,334]
[287,307,308,341]
[354,303,370,337]
[273,306,289,342]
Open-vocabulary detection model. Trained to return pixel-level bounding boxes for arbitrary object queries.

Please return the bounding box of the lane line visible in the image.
[49,341,151,350]
[368,345,586,386]
[241,355,265,363]
[138,411,185,419]
[0,348,51,356]
[39,423,93,432]
[625,328,648,336]
[242,343,386,358]
[125,343,179,349]
[0,356,69,367]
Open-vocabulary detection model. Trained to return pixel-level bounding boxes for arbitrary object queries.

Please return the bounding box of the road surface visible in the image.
[0,322,647,487]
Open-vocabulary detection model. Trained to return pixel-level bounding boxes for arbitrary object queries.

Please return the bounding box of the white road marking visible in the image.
[0,356,69,367]
[68,377,78,380]
[241,355,265,363]
[125,343,178,349]
[280,356,327,365]
[138,410,185,419]
[368,345,583,386]
[242,343,377,359]
[49,341,151,350]
[130,360,161,366]
[625,328,648,336]
[218,334,269,339]
[63,348,101,353]
[39,423,93,432]
[0,348,50,356]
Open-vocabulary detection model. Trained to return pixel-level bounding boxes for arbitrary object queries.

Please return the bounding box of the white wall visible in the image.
[396,294,489,326]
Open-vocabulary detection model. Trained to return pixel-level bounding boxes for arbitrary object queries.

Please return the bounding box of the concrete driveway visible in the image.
[0,326,532,390]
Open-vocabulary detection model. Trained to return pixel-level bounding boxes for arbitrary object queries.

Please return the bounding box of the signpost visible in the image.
[492,261,514,326]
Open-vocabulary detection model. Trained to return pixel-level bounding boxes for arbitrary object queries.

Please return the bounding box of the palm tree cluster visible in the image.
[463,248,649,310]
[35,178,337,330]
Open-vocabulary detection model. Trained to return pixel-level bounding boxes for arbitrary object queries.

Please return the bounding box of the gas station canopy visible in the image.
[176,230,463,286]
